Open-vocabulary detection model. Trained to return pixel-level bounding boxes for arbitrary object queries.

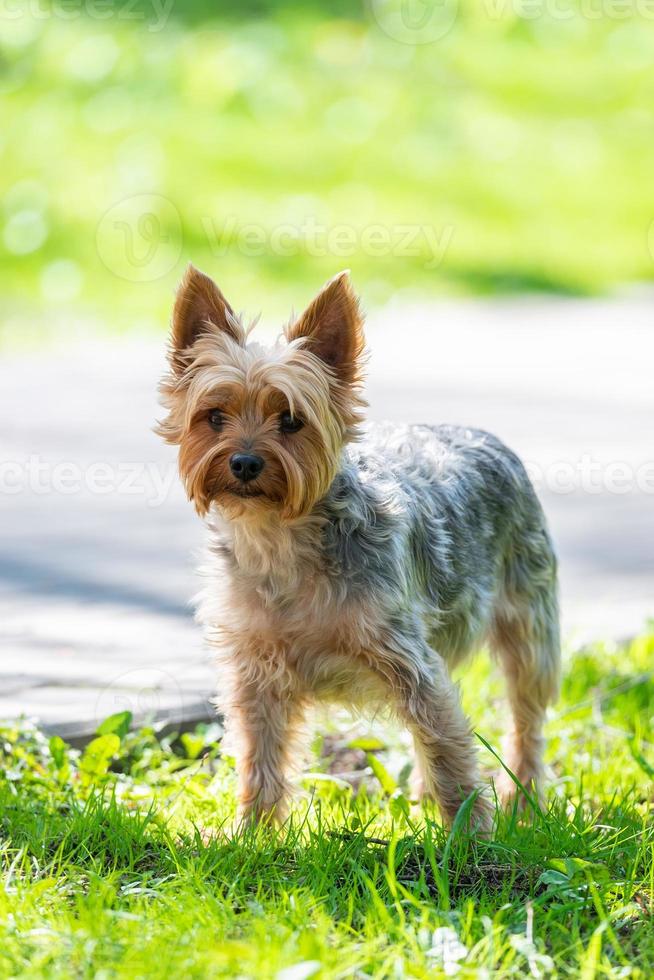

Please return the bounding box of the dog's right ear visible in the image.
[168,264,241,374]
[286,271,365,386]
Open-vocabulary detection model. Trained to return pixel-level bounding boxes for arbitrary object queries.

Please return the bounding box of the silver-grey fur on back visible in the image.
[314,421,558,669]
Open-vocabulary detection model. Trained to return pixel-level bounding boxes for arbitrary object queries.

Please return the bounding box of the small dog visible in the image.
[157,265,560,831]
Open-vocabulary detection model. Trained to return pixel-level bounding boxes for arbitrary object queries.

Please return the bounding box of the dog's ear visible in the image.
[169,264,241,373]
[286,271,365,384]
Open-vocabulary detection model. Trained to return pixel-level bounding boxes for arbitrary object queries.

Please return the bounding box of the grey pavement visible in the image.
[1,294,652,737]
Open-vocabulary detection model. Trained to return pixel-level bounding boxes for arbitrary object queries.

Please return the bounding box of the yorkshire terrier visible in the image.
[157,265,560,832]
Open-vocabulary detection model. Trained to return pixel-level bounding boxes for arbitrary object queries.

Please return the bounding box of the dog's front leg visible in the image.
[223,661,306,827]
[406,680,492,833]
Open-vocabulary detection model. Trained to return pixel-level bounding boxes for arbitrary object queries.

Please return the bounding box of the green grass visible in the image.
[3,2,654,346]
[2,630,654,977]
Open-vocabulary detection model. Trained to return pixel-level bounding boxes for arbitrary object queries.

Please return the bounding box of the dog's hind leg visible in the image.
[491,534,560,806]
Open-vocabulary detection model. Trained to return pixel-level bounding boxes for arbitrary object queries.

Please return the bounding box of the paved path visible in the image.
[1,295,652,738]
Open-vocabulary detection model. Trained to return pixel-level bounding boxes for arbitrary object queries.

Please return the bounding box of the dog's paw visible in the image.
[495,769,543,814]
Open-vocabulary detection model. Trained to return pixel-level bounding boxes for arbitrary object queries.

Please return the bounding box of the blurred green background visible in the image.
[2,0,654,343]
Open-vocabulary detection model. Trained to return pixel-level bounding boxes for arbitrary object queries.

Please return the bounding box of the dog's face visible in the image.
[157,266,366,519]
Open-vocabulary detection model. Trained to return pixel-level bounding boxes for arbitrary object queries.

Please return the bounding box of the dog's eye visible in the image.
[279,410,304,434]
[208,409,224,431]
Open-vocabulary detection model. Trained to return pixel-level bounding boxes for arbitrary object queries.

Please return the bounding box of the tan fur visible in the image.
[491,597,560,805]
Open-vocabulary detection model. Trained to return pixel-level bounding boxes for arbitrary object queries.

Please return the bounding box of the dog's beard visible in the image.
[180,434,341,521]
[184,450,283,516]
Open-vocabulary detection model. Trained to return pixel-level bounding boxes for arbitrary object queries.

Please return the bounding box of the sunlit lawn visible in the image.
[1,629,653,977]
[3,2,654,346]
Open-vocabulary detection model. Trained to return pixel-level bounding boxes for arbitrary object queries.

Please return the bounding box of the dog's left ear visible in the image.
[286,271,365,384]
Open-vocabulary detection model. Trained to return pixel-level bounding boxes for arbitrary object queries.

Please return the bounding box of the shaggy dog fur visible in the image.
[157,265,560,832]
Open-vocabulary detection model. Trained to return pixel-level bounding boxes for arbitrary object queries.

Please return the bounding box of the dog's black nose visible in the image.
[229,452,264,483]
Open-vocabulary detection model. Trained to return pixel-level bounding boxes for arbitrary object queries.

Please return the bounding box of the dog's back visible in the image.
[326,422,557,662]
